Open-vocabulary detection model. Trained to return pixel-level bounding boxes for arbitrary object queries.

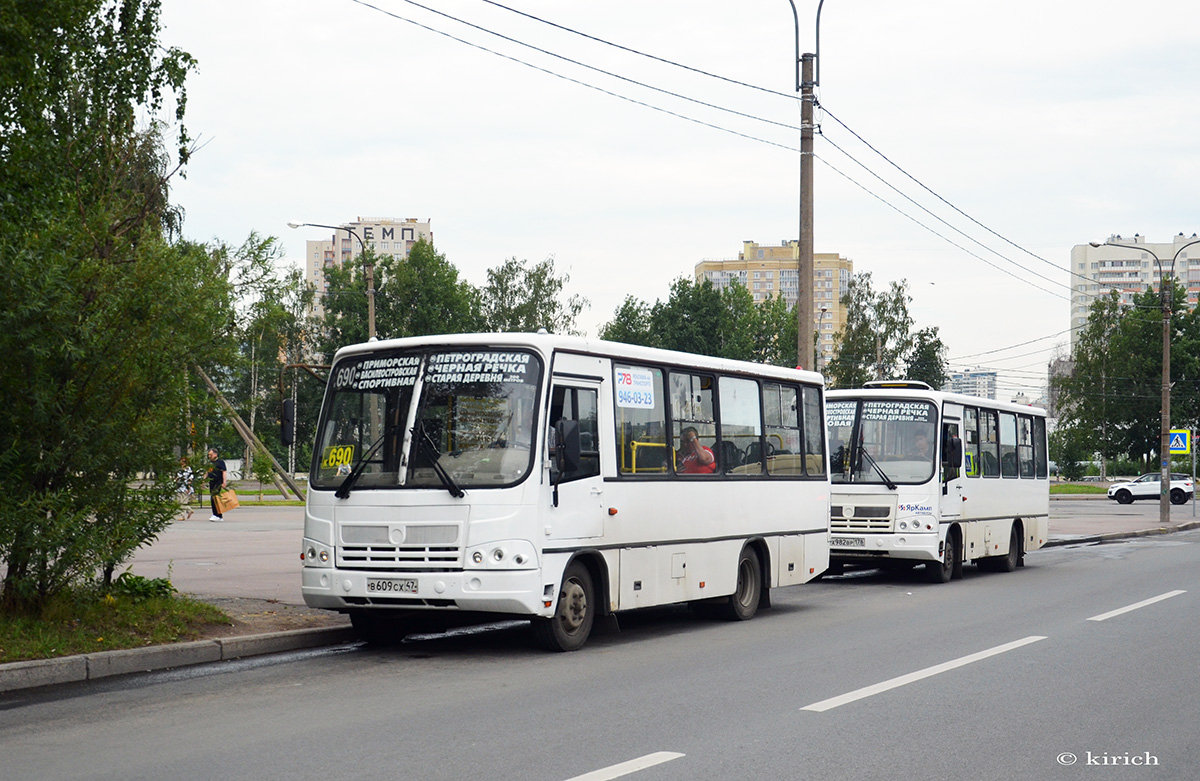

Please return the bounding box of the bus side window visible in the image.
[549,386,600,483]
[963,407,980,478]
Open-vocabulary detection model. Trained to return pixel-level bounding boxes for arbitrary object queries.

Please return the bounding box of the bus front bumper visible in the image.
[302,566,550,616]
[829,532,940,563]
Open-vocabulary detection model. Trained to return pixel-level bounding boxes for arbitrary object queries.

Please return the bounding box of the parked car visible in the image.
[1107,473,1194,505]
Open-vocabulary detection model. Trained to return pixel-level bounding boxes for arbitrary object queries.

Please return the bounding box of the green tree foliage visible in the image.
[0,1,224,613]
[826,273,916,389]
[317,239,481,356]
[906,326,949,389]
[1049,424,1090,481]
[480,256,589,335]
[599,296,653,346]
[1056,283,1200,466]
[598,278,799,367]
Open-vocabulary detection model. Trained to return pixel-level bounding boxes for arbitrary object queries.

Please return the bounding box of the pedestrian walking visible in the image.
[207,448,227,522]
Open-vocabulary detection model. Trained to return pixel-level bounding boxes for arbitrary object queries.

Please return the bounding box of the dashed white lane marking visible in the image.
[565,752,685,781]
[1087,590,1186,622]
[801,636,1047,712]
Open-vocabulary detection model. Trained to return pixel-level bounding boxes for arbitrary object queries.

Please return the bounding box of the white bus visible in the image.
[300,333,830,651]
[825,381,1049,582]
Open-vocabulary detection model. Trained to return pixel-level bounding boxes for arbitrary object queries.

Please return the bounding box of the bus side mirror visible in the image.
[947,435,963,465]
[554,419,581,475]
[281,398,295,447]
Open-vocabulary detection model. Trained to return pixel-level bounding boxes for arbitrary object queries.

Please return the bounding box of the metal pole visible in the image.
[1160,278,1170,527]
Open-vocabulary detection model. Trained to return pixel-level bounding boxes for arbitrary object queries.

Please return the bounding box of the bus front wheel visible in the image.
[533,562,595,652]
[719,547,762,621]
[926,533,958,584]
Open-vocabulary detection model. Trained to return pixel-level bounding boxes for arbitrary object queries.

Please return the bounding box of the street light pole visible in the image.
[1092,237,1200,526]
[288,220,376,341]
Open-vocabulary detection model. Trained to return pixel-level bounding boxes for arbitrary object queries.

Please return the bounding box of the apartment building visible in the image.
[1070,233,1200,350]
[303,217,433,317]
[945,370,998,400]
[695,240,853,368]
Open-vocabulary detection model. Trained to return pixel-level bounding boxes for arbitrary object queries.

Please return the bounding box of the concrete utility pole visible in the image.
[790,0,823,371]
[797,51,815,371]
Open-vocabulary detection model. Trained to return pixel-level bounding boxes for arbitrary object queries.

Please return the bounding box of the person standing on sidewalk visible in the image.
[207,448,227,522]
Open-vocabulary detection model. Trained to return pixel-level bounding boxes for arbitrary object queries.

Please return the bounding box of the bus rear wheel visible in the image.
[532,562,595,652]
[719,547,762,621]
[981,525,1021,573]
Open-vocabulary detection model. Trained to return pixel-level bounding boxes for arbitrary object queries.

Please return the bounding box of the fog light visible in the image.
[492,548,505,562]
[472,551,484,564]
[307,546,317,560]
[319,550,329,563]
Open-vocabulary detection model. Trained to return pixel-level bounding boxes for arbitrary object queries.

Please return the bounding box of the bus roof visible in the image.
[330,332,826,386]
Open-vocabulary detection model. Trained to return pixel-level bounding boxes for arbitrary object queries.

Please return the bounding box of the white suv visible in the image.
[1107,473,1194,505]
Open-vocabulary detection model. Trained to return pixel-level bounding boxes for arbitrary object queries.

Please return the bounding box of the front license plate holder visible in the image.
[831,537,866,548]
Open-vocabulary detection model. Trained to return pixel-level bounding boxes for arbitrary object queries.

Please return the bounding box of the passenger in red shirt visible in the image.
[677,426,717,474]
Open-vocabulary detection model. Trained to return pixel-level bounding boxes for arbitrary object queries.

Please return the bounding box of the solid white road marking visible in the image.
[801,636,1047,713]
[565,752,685,781]
[1087,590,1186,622]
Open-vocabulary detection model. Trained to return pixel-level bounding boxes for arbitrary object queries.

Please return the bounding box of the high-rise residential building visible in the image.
[304,217,433,317]
[1069,233,1200,350]
[694,240,853,368]
[945,370,998,400]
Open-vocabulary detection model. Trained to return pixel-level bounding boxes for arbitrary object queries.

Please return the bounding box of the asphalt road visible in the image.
[5,526,1198,780]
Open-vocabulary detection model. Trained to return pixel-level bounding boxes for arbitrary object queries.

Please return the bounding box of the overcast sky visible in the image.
[158,0,1200,400]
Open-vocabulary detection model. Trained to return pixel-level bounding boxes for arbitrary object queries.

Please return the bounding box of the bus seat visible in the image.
[717,440,743,473]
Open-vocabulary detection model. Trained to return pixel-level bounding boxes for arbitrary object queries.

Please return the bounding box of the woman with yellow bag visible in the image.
[207,448,230,522]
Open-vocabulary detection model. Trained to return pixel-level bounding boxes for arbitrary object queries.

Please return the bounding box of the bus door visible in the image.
[941,417,965,520]
[545,365,605,541]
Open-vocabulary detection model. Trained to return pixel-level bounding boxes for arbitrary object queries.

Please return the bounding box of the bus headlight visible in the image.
[465,540,538,570]
[302,540,333,568]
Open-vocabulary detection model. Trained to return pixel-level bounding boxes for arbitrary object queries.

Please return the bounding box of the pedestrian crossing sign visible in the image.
[1169,429,1190,454]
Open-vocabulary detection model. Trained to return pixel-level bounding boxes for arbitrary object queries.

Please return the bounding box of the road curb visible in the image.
[1042,520,1200,548]
[0,625,359,695]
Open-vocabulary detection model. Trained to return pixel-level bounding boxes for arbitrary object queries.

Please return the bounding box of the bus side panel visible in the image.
[1024,515,1049,553]
[618,541,742,610]
[774,533,827,586]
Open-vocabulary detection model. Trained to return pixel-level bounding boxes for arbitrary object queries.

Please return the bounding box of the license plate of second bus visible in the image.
[366,578,418,594]
[831,537,865,548]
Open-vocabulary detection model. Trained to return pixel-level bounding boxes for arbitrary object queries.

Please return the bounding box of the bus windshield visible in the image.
[311,348,542,492]
[827,398,938,485]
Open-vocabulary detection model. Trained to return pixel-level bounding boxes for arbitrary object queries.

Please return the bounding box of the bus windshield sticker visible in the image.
[861,400,935,423]
[826,400,857,429]
[424,351,533,385]
[335,355,421,391]
[321,444,355,471]
[615,367,656,409]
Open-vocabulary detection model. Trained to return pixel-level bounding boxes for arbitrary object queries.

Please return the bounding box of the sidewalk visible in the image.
[4,499,1198,694]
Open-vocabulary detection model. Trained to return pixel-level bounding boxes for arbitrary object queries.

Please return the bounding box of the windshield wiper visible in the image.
[857,444,898,490]
[414,421,465,498]
[334,428,393,499]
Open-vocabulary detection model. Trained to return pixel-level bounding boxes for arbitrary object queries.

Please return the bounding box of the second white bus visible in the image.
[300,333,830,650]
[825,381,1049,582]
